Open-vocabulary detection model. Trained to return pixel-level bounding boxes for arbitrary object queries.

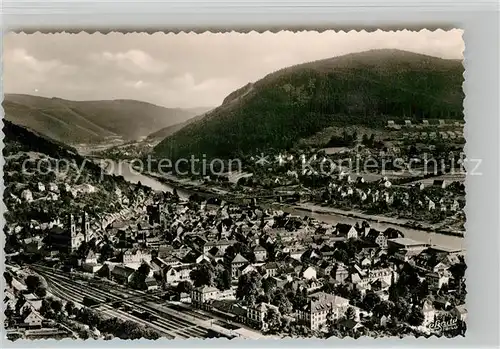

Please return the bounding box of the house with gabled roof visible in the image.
[297,292,350,330]
[335,223,359,240]
[230,253,249,279]
[317,260,334,277]
[238,264,258,279]
[360,257,372,268]
[85,250,98,264]
[23,309,44,328]
[145,277,159,291]
[110,265,135,284]
[163,263,194,284]
[247,302,280,330]
[364,229,387,249]
[191,286,220,308]
[182,250,210,264]
[254,245,267,262]
[337,318,364,333]
[20,297,43,314]
[123,248,152,264]
[301,266,317,280]
[426,270,451,291]
[203,239,235,254]
[263,262,279,278]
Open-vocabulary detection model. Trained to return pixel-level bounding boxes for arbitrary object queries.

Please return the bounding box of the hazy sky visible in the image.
[4,29,464,109]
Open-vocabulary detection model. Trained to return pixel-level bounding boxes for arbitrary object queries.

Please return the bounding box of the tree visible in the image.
[99,243,114,263]
[34,287,47,298]
[362,291,381,312]
[4,272,13,287]
[25,275,42,293]
[51,299,63,313]
[65,300,76,316]
[264,307,282,333]
[345,306,356,320]
[236,271,262,305]
[416,280,430,301]
[349,287,363,305]
[262,277,276,296]
[393,298,410,322]
[176,281,193,294]
[449,259,467,294]
[281,316,291,333]
[373,300,394,318]
[39,299,52,316]
[256,294,270,304]
[271,290,293,315]
[215,269,231,290]
[407,308,424,326]
[129,262,150,290]
[138,262,150,277]
[189,262,215,287]
[333,249,349,264]
[76,241,89,258]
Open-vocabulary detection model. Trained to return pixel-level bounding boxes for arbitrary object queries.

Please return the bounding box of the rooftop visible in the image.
[195,285,219,294]
[389,237,429,247]
[305,292,349,313]
[231,253,248,264]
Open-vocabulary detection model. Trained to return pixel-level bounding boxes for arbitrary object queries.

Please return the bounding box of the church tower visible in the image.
[82,212,90,242]
[69,214,78,252]
[69,214,76,237]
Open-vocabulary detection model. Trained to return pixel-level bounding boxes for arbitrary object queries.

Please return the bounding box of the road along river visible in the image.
[103,161,465,251]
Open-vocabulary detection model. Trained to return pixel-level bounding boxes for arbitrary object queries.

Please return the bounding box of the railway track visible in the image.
[31,265,225,339]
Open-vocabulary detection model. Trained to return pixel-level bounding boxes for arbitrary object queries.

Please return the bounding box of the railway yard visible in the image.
[30,265,236,340]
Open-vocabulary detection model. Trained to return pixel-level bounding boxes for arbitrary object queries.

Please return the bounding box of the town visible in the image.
[145,118,466,235]
[3,31,469,341]
[5,186,466,340]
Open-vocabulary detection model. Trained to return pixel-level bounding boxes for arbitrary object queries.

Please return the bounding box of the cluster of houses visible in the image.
[8,187,466,336]
[387,119,464,130]
[14,182,99,205]
[4,270,74,340]
[321,175,464,214]
[402,131,464,141]
[241,144,464,222]
[173,208,467,334]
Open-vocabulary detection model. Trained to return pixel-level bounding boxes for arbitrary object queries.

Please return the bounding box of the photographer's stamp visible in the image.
[3,29,467,340]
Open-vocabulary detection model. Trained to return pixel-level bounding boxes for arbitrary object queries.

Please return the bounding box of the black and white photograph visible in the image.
[3,29,467,340]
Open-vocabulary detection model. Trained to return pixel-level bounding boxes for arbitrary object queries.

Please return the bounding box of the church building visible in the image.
[46,212,93,253]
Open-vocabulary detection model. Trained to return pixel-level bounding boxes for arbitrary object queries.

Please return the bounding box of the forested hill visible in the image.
[3,120,144,226]
[146,110,211,142]
[3,94,204,145]
[3,119,80,160]
[153,49,464,160]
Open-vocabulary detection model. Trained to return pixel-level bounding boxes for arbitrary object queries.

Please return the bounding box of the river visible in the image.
[103,160,187,195]
[105,161,465,251]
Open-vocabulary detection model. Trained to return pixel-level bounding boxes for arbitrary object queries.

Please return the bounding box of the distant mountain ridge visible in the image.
[153,49,464,160]
[146,110,212,142]
[3,94,209,145]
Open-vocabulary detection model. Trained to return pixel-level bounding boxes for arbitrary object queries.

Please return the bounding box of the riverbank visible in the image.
[99,160,464,248]
[141,168,465,239]
[290,203,465,238]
